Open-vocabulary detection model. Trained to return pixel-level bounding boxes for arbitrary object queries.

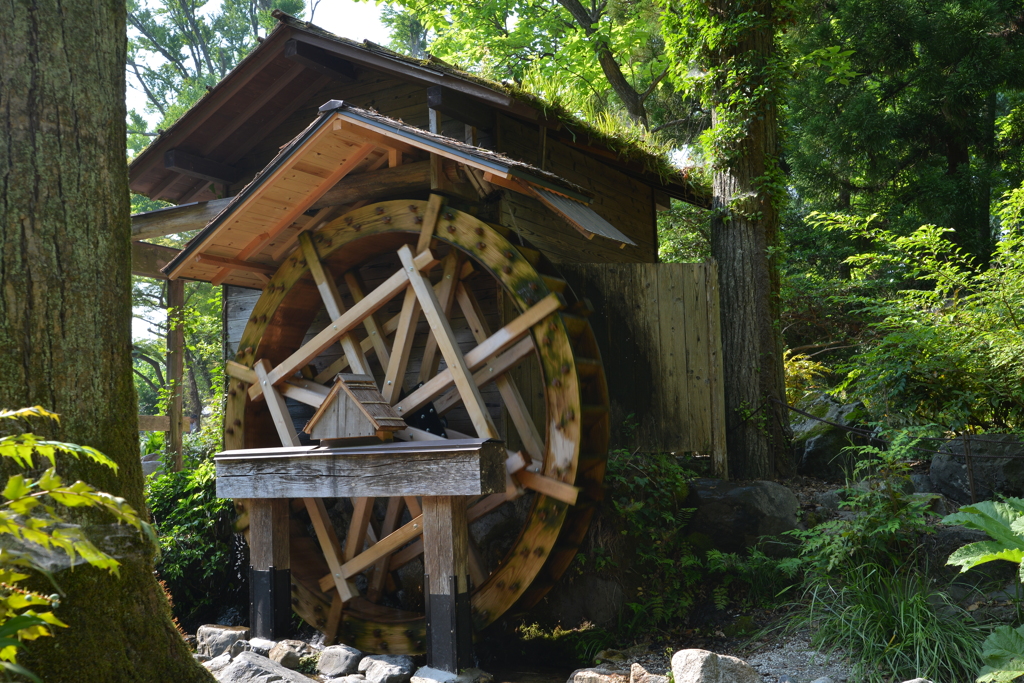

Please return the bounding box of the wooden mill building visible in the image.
[129,11,726,653]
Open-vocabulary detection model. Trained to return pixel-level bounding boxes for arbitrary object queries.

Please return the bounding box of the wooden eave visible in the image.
[162,102,605,288]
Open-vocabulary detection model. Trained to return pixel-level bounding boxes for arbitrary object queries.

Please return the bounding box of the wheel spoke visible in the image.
[298,231,372,376]
[431,336,535,415]
[393,292,563,418]
[398,245,498,438]
[367,497,404,601]
[418,253,462,384]
[345,497,375,562]
[455,283,545,462]
[344,270,392,369]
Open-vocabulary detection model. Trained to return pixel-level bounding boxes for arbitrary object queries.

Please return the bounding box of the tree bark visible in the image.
[0,0,212,680]
[709,0,792,479]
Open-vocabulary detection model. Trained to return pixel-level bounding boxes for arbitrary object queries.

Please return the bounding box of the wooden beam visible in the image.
[195,253,277,276]
[131,199,230,241]
[432,336,535,415]
[313,261,475,385]
[298,231,372,375]
[427,86,495,131]
[344,271,391,370]
[131,241,180,280]
[285,39,357,81]
[164,148,241,185]
[397,246,497,438]
[311,160,430,210]
[304,497,356,602]
[367,497,404,600]
[455,284,544,462]
[253,359,301,447]
[393,292,562,417]
[418,253,460,384]
[514,470,579,505]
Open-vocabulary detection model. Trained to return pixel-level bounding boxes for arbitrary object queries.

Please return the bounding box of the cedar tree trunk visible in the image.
[0,0,212,680]
[709,0,792,479]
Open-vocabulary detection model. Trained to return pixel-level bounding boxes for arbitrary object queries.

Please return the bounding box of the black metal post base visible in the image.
[424,575,473,673]
[250,566,291,640]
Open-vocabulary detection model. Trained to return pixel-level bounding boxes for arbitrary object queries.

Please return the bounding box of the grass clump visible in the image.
[804,565,985,683]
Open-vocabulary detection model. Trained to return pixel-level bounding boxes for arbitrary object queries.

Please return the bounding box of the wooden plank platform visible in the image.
[215,438,506,498]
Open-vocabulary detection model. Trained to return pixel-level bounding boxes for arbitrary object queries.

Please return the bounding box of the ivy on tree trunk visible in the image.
[0,0,213,680]
[662,0,793,478]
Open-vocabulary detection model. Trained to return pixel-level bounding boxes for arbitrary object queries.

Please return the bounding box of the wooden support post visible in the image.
[167,279,185,471]
[422,495,473,673]
[248,498,291,640]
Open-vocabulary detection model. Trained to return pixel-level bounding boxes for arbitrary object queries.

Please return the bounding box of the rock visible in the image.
[910,474,933,494]
[268,639,315,669]
[671,649,760,683]
[629,663,668,683]
[247,637,276,657]
[565,666,629,683]
[925,523,1016,583]
[810,678,834,683]
[193,653,211,663]
[791,395,870,480]
[456,668,493,683]
[141,451,164,478]
[214,651,312,683]
[900,680,934,683]
[319,644,364,676]
[229,639,251,658]
[197,624,251,658]
[930,435,1024,504]
[330,677,368,683]
[684,479,800,554]
[359,655,415,683]
[203,652,233,675]
[411,666,458,683]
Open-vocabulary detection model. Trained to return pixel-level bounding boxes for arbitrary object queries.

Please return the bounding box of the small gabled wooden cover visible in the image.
[303,373,406,441]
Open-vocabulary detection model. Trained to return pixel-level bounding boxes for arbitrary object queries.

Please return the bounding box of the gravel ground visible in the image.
[745,636,853,682]
[618,633,854,683]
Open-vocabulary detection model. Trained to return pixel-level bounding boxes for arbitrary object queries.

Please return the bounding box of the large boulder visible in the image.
[930,435,1024,504]
[791,395,870,480]
[670,650,760,683]
[213,651,312,683]
[197,624,251,658]
[319,644,364,677]
[684,479,800,554]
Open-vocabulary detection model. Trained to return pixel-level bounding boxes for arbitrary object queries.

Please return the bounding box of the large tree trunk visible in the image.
[709,0,792,479]
[0,1,211,681]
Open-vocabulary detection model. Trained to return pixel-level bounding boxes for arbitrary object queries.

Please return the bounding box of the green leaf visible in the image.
[2,476,30,501]
[948,541,1024,572]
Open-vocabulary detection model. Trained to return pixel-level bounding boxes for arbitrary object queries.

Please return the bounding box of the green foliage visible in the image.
[978,624,1024,682]
[515,623,615,667]
[820,200,1024,431]
[802,564,986,683]
[944,499,1024,582]
[657,199,711,263]
[789,434,935,574]
[296,653,320,674]
[783,350,830,406]
[0,408,151,679]
[603,448,702,629]
[145,421,244,630]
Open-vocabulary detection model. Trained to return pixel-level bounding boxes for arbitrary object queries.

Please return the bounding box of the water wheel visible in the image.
[225,197,609,653]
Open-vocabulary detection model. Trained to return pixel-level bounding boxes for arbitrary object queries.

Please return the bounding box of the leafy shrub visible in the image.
[145,455,247,631]
[784,434,987,682]
[0,407,151,681]
[788,434,935,574]
[604,448,702,629]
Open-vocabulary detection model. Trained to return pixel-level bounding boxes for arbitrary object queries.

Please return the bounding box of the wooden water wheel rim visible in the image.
[226,199,609,653]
